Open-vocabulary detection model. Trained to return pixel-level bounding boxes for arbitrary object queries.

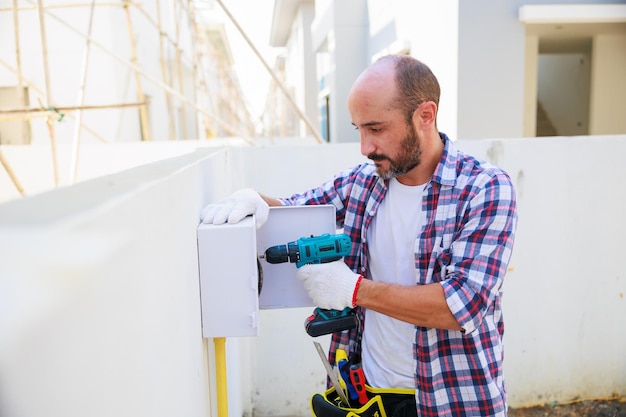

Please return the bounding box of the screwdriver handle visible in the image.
[349,365,368,405]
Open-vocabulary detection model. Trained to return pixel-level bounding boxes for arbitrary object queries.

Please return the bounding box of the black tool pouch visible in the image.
[310,385,416,417]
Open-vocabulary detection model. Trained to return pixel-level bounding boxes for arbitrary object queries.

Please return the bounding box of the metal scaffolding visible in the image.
[0,0,260,194]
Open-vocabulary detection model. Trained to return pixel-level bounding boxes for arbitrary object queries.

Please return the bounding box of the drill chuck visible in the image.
[264,242,300,264]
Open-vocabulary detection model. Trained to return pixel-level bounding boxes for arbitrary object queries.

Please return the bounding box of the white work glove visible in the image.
[200,188,269,229]
[296,260,363,310]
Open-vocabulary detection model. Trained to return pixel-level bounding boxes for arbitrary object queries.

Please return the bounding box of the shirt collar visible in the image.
[430,132,458,187]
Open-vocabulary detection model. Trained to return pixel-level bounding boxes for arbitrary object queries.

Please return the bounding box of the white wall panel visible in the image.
[0,136,624,416]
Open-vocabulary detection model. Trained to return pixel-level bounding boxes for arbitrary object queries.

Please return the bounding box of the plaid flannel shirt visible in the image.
[280,133,518,416]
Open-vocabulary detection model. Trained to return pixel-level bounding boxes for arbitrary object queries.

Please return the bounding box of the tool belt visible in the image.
[310,385,417,417]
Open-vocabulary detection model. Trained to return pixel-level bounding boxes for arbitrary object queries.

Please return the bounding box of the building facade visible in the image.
[269,0,626,143]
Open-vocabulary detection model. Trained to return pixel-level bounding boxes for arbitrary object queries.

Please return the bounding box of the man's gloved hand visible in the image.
[296,260,363,310]
[200,188,269,229]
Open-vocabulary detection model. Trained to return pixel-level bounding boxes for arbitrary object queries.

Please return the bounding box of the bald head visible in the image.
[347,58,397,119]
[350,55,441,124]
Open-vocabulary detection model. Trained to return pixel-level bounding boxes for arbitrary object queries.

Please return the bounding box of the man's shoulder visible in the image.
[443,140,513,188]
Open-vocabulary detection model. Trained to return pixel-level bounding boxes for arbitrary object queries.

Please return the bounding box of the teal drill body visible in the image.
[264,233,352,268]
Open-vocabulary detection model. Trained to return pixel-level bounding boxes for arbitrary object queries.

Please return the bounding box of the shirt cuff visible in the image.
[440,280,476,335]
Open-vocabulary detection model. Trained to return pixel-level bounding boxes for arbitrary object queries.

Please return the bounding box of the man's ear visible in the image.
[413,101,437,127]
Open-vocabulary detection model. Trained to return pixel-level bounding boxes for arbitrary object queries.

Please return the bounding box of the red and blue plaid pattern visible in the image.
[280,133,518,416]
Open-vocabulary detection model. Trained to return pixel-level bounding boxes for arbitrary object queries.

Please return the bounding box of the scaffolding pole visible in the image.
[173,0,188,140]
[12,0,26,144]
[186,0,203,140]
[69,0,96,184]
[155,1,177,140]
[36,0,60,186]
[0,148,25,195]
[123,0,151,141]
[0,102,146,118]
[0,2,140,12]
[187,0,217,139]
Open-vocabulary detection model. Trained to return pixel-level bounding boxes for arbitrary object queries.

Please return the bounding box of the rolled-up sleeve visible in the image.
[441,172,517,335]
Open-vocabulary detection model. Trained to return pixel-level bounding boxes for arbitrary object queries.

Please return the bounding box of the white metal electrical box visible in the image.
[197,216,259,338]
[197,205,337,337]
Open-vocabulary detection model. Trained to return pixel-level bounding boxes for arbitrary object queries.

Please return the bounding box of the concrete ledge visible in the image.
[519,4,626,24]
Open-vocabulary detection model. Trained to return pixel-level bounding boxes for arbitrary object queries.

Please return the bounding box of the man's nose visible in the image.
[360,135,375,156]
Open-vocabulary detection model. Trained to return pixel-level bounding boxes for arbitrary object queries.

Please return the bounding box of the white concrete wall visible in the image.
[0,148,227,417]
[1,136,625,417]
[0,139,247,204]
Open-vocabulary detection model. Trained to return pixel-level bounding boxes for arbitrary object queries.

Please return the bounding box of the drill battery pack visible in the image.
[305,307,358,337]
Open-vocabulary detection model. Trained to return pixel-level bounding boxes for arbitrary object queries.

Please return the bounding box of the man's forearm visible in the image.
[355,279,463,331]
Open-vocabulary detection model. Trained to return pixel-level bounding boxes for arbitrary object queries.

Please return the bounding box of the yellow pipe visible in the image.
[214,337,228,417]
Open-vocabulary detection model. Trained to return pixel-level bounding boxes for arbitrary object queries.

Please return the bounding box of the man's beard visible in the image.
[367,124,422,180]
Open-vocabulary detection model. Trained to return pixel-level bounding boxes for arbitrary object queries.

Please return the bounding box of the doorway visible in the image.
[536,38,591,137]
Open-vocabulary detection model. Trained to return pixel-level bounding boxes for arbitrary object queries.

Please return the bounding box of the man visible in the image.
[202,55,518,417]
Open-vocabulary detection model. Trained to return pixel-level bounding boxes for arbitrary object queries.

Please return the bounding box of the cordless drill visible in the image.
[263,233,358,337]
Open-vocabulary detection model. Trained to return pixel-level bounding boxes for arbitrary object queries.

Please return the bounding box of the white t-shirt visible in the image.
[362,177,426,388]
